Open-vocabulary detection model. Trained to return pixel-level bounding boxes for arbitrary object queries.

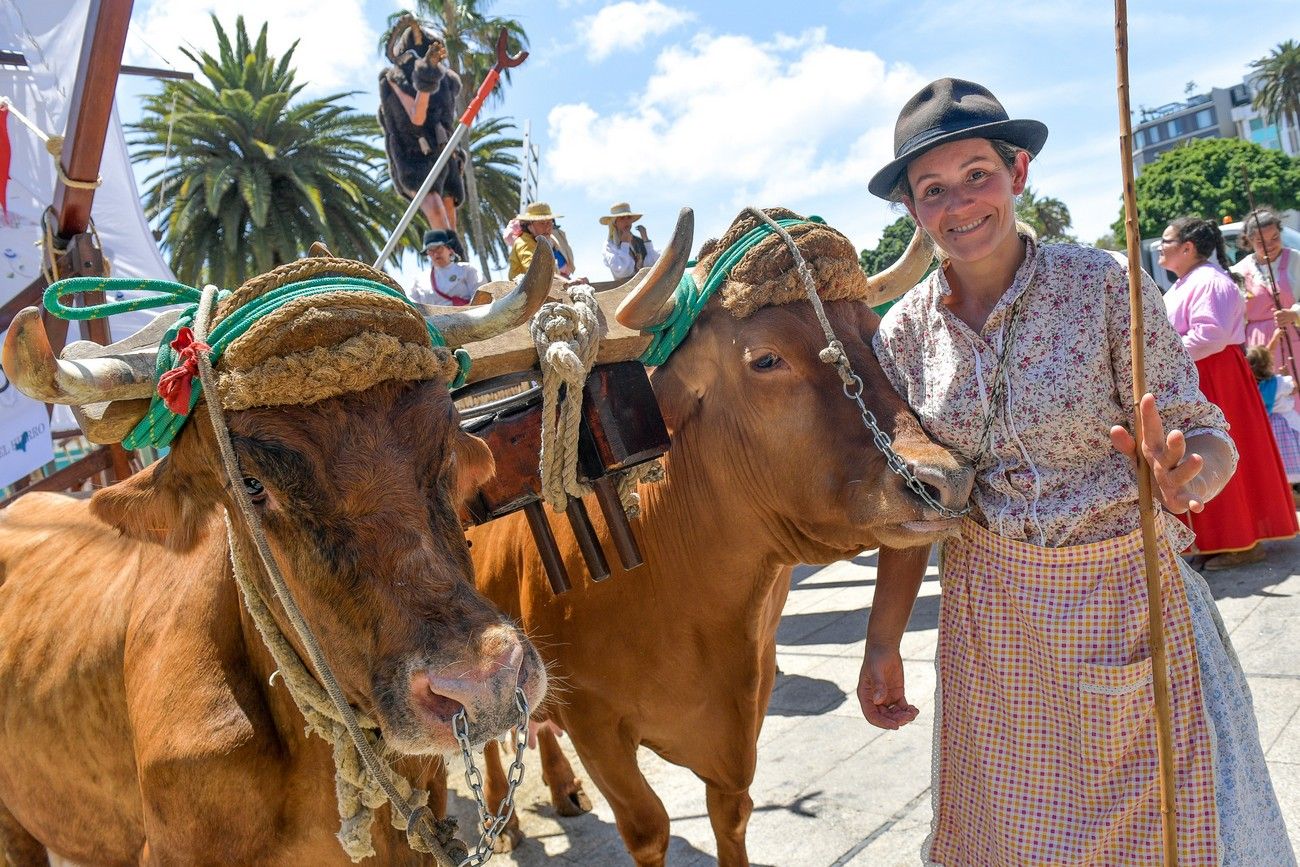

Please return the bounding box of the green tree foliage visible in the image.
[859,216,919,277]
[131,16,413,286]
[1015,185,1075,243]
[1251,40,1300,132]
[1111,137,1300,238]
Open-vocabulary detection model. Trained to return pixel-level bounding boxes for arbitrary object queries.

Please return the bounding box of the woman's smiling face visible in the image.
[904,138,1028,266]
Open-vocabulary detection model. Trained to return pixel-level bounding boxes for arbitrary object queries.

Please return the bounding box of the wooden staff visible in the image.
[1114,3,1179,863]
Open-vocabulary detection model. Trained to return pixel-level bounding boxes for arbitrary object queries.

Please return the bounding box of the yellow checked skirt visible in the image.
[924,519,1218,865]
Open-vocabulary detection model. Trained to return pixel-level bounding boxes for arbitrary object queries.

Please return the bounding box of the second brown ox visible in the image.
[461,209,973,865]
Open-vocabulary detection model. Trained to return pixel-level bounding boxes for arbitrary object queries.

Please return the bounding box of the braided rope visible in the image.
[531,284,602,512]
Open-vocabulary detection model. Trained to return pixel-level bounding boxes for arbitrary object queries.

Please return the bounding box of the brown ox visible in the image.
[0,258,557,865]
[462,209,973,865]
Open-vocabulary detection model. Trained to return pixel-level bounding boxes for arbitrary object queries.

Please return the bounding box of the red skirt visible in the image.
[1179,345,1298,553]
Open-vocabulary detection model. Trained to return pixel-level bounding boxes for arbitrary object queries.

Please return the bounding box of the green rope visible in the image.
[42,276,471,451]
[639,216,824,366]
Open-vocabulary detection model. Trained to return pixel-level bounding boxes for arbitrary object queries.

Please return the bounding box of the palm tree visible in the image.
[461,116,521,270]
[399,2,529,278]
[131,16,416,287]
[1016,186,1075,243]
[1250,40,1300,139]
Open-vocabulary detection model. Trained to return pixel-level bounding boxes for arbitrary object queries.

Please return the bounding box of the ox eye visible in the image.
[242,476,267,504]
[751,353,781,371]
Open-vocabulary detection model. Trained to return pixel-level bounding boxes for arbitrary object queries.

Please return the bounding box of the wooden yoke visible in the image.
[457,280,670,593]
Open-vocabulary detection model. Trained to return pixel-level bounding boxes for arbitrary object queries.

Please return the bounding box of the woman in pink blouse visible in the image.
[862,78,1293,865]
[1160,217,1297,568]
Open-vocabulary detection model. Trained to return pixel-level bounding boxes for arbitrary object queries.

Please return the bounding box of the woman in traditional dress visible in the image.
[1232,208,1300,406]
[1160,216,1298,568]
[860,77,1293,865]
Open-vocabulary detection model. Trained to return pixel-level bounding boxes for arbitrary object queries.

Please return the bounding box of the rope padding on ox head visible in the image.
[43,263,471,450]
[186,284,468,866]
[638,216,824,366]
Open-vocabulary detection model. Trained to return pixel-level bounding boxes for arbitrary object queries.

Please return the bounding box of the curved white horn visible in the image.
[863,227,935,307]
[2,307,158,405]
[614,207,694,331]
[419,237,554,347]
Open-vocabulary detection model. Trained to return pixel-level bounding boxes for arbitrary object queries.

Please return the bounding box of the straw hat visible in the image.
[516,202,562,223]
[599,202,643,226]
[868,78,1048,200]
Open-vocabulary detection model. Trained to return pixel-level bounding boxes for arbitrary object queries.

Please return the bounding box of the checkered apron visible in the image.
[925,519,1218,865]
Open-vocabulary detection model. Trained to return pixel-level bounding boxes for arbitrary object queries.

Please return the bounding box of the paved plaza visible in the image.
[448,531,1300,865]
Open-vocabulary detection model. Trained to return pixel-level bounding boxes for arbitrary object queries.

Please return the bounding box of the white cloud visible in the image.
[579,1,695,63]
[126,0,379,94]
[547,29,923,202]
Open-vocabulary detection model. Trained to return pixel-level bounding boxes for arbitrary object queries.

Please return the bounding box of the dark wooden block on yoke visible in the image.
[457,360,669,594]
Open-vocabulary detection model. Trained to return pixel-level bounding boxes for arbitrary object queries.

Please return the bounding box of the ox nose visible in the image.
[410,634,522,727]
[906,460,974,513]
[421,640,524,721]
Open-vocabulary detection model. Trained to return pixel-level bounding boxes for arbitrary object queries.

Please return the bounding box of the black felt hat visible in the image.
[868,78,1048,200]
[423,229,455,248]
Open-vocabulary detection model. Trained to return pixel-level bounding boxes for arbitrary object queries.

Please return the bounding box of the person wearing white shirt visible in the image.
[409,229,482,306]
[600,202,659,280]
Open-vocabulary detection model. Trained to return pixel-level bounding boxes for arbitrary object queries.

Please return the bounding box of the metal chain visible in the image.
[452,688,530,866]
[740,207,969,519]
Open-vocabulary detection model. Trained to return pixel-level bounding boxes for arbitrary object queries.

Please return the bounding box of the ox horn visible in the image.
[2,307,159,405]
[613,207,695,331]
[863,227,936,307]
[418,237,555,348]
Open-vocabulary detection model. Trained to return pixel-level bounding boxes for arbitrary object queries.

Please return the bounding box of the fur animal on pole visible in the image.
[377,15,467,258]
[375,29,527,269]
[1114,2,1179,863]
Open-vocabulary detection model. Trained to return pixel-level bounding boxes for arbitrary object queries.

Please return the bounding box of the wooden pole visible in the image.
[1114,3,1179,863]
[51,0,134,239]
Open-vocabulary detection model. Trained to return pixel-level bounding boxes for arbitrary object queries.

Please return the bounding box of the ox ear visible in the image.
[90,452,218,552]
[452,430,495,507]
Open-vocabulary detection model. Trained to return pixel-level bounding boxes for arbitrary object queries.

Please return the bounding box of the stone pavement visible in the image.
[448,531,1300,865]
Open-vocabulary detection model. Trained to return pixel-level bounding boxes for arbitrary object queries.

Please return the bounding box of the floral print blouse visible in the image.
[873,238,1235,548]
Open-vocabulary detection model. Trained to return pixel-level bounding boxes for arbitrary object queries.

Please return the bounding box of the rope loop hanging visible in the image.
[531,282,602,512]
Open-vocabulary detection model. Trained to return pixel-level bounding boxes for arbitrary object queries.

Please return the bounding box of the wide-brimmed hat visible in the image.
[516,201,562,223]
[599,202,643,226]
[423,228,455,248]
[868,78,1048,200]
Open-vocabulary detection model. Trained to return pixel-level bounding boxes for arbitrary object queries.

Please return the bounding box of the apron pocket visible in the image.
[1078,657,1154,778]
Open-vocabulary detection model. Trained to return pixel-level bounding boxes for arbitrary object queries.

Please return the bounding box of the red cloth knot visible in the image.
[157,326,211,415]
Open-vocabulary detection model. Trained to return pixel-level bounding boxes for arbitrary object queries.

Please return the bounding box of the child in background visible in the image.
[1247,344,1300,498]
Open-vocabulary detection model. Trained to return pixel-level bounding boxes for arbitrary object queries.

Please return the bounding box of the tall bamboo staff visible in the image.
[1114,3,1179,863]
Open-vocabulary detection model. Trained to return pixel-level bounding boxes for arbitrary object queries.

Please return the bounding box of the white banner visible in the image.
[1,0,177,340]
[0,334,54,488]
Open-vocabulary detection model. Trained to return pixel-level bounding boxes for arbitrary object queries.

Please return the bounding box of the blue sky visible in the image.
[116,0,1300,282]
